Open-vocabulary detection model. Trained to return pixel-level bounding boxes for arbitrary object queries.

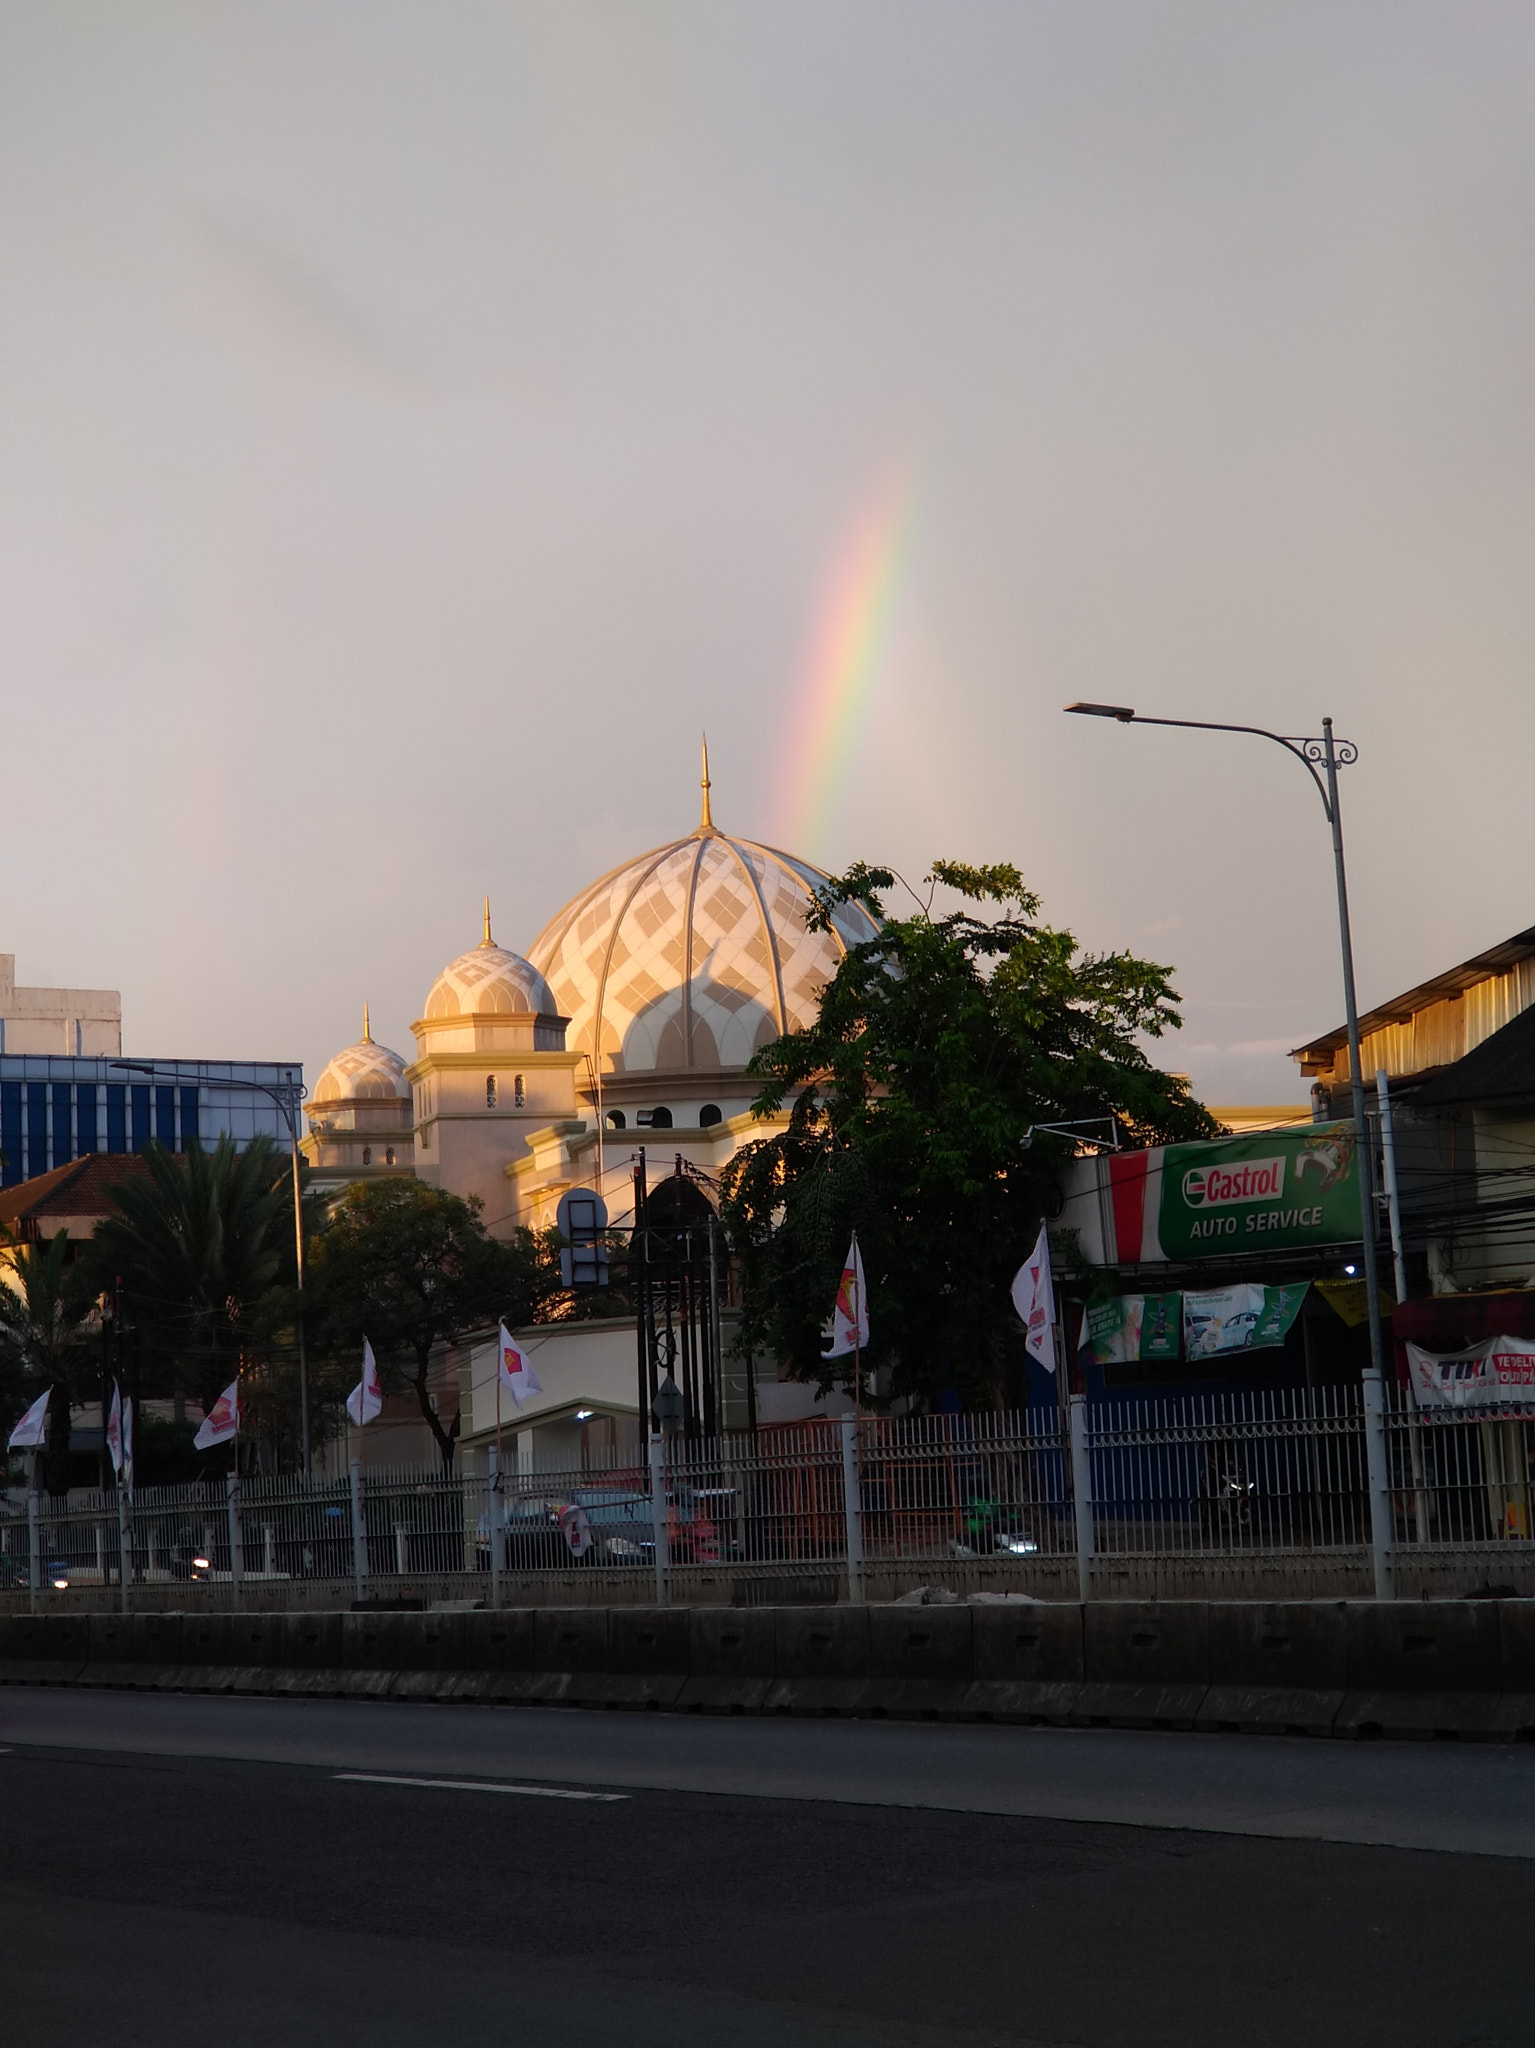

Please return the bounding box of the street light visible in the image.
[110,1062,313,1478]
[1065,701,1394,1597]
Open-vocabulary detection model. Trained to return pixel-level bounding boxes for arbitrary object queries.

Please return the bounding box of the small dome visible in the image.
[423,901,558,1022]
[312,1009,411,1104]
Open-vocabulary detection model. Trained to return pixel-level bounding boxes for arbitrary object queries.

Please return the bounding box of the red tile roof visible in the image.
[0,1152,153,1230]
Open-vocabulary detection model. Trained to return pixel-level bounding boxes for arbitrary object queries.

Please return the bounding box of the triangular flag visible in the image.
[6,1386,49,1451]
[346,1338,384,1426]
[193,1379,241,1451]
[498,1321,543,1407]
[106,1382,124,1477]
[1010,1221,1057,1375]
[822,1234,869,1358]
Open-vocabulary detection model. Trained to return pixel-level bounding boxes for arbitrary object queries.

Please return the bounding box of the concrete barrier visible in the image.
[522,1607,613,1704]
[0,1611,89,1684]
[1338,1600,1503,1738]
[449,1610,537,1700]
[565,1606,689,1709]
[389,1612,469,1700]
[679,1607,776,1712]
[865,1605,973,1718]
[964,1602,1083,1723]
[1078,1602,1208,1728]
[1199,1601,1345,1735]
[766,1607,871,1715]
[264,1611,348,1696]
[164,1613,237,1693]
[1493,1601,1535,1738]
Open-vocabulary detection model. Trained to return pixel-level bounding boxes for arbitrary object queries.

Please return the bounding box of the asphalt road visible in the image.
[3,1689,1533,2047]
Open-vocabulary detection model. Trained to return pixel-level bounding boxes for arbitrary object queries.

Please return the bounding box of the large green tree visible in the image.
[719,860,1219,1408]
[0,1231,101,1494]
[307,1179,548,1468]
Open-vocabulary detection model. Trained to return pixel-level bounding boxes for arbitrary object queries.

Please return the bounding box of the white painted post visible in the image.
[27,1491,39,1613]
[116,1487,132,1615]
[487,1444,504,1611]
[1069,1395,1094,1602]
[840,1415,865,1605]
[225,1471,243,1607]
[648,1433,669,1605]
[349,1458,368,1603]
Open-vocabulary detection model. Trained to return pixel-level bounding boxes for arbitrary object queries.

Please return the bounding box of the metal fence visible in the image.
[7,1389,1535,1609]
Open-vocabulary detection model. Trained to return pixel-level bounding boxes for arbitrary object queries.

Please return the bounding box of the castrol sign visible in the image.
[1155,1124,1361,1261]
[1182,1158,1285,1209]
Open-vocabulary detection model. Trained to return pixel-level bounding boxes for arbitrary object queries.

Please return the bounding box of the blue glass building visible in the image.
[0,1057,304,1187]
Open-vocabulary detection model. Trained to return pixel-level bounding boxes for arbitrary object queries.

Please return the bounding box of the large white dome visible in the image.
[526,795,879,1076]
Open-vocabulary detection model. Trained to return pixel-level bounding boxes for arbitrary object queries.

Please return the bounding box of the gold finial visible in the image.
[362,1003,372,1043]
[480,896,493,948]
[698,733,714,832]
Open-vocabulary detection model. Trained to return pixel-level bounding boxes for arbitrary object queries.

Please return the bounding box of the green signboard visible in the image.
[1157,1123,1360,1262]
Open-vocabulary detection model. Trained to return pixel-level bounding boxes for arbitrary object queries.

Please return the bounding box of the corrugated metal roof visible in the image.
[1291,924,1535,1075]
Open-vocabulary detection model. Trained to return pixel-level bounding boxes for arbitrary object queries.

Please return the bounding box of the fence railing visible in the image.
[6,1389,1535,1607]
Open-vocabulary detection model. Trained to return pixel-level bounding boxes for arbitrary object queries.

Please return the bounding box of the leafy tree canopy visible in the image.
[307,1178,548,1467]
[719,859,1219,1408]
[87,1135,294,1410]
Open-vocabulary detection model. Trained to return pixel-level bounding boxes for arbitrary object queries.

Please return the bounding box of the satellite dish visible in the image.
[556,1189,610,1290]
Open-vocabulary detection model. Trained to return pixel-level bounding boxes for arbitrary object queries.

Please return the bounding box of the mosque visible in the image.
[303,750,878,1465]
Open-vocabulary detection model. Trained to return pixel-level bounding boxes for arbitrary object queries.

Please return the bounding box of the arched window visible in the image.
[486,1075,497,1109]
[606,1109,626,1130]
[638,1106,673,1130]
[385,1147,396,1166]
[699,1103,722,1127]
[514,1074,525,1108]
[362,1146,372,1165]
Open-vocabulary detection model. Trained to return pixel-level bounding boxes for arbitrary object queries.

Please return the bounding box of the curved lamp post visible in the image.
[1065,704,1394,1597]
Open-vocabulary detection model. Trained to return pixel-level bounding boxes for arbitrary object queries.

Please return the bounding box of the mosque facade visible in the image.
[303,756,876,1463]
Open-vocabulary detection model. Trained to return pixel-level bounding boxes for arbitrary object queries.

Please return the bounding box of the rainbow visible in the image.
[776,471,911,859]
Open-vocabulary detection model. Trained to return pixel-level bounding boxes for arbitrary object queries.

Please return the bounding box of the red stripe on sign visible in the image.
[1108,1151,1149,1263]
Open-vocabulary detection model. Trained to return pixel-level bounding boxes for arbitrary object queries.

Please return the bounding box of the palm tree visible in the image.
[89,1136,292,1420]
[0,1229,100,1494]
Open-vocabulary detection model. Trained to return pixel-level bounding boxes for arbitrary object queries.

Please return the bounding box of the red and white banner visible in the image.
[823,1235,869,1360]
[498,1322,543,1407]
[6,1387,49,1452]
[1010,1222,1057,1375]
[346,1339,383,1427]
[193,1379,242,1450]
[1406,1335,1535,1410]
[106,1383,125,1477]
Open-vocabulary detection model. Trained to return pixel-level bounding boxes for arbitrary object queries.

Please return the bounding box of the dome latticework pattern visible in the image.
[312,1027,411,1104]
[527,829,879,1074]
[423,943,558,1022]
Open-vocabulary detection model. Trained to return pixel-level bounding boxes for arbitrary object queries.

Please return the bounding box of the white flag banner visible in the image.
[7,1386,49,1451]
[193,1379,241,1451]
[122,1392,133,1496]
[106,1382,125,1477]
[822,1235,870,1359]
[498,1322,543,1407]
[1407,1335,1535,1410]
[346,1338,384,1427]
[1010,1222,1057,1374]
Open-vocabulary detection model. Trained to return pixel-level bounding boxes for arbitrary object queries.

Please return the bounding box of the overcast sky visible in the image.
[3,2,1533,1106]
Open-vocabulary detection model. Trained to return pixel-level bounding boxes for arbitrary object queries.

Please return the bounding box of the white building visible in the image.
[0,954,120,1056]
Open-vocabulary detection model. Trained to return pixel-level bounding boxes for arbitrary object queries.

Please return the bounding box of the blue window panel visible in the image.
[51,1083,73,1167]
[180,1086,200,1151]
[77,1083,99,1156]
[106,1084,127,1154]
[26,1083,46,1177]
[130,1085,151,1153]
[1,1082,21,1186]
[155,1086,176,1150]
